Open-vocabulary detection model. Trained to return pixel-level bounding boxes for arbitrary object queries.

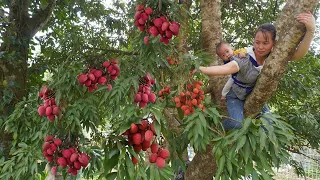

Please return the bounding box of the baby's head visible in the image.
[216,41,234,61]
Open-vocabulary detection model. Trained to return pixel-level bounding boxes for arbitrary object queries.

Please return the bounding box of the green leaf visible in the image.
[106,172,117,180]
[243,141,250,164]
[236,135,246,151]
[215,155,226,179]
[259,128,267,151]
[17,142,28,148]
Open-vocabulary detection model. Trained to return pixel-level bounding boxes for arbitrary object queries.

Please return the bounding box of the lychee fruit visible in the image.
[149,153,157,163]
[156,157,165,168]
[132,133,142,145]
[144,130,154,142]
[38,106,46,116]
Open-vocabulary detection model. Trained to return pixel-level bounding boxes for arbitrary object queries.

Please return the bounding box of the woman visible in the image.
[199,12,315,130]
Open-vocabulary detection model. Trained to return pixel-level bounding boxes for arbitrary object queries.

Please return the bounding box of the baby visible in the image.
[216,41,249,100]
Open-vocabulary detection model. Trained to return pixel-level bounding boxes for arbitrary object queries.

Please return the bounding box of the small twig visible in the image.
[286,147,320,163]
[220,115,242,123]
[208,126,224,136]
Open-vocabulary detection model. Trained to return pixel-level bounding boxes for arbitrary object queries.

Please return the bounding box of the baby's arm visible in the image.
[221,78,233,99]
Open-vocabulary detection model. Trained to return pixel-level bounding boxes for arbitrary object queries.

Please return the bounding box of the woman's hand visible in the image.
[296,12,315,32]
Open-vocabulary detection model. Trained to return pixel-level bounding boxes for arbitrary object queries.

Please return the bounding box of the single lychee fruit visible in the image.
[130,123,138,134]
[52,106,60,115]
[88,73,95,81]
[110,59,119,64]
[51,166,57,175]
[156,157,165,168]
[42,142,51,151]
[62,149,72,159]
[133,144,142,152]
[74,161,82,170]
[107,84,112,91]
[53,138,62,146]
[159,149,170,159]
[47,114,55,121]
[132,156,138,164]
[46,155,53,162]
[142,140,151,150]
[135,4,144,11]
[150,123,157,135]
[144,36,149,44]
[38,106,46,116]
[149,153,157,163]
[77,74,88,84]
[70,153,78,162]
[78,153,89,167]
[134,94,142,102]
[169,23,180,35]
[103,61,110,68]
[148,93,156,103]
[84,79,92,87]
[138,120,148,130]
[145,7,152,15]
[50,143,57,151]
[44,135,54,142]
[45,106,53,116]
[97,76,107,85]
[93,70,103,78]
[153,18,162,28]
[139,101,147,108]
[161,22,169,31]
[57,157,67,168]
[132,133,142,145]
[144,130,154,142]
[151,143,159,153]
[142,93,149,103]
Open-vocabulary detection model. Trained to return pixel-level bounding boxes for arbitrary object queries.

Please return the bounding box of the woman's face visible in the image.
[253,31,275,59]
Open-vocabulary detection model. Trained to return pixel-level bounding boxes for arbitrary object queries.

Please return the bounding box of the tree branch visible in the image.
[244,0,320,117]
[26,0,56,38]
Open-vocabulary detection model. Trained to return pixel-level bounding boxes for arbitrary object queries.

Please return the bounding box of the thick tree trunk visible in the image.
[185,0,319,179]
[0,0,56,158]
[244,0,319,116]
[184,0,222,180]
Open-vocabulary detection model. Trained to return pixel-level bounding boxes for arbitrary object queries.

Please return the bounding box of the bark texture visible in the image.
[0,0,56,158]
[244,0,319,116]
[184,0,222,180]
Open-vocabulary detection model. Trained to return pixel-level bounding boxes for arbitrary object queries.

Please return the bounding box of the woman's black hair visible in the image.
[255,23,277,41]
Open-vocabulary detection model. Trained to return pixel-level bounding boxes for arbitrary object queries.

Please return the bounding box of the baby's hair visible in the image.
[255,23,277,41]
[216,40,230,54]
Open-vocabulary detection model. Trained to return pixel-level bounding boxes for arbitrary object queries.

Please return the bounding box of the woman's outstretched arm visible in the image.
[292,12,316,61]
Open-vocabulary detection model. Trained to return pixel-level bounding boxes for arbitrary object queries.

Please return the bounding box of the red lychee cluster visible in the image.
[77,59,120,92]
[147,16,180,45]
[134,4,153,32]
[158,86,171,100]
[134,4,181,45]
[173,80,205,116]
[134,73,157,108]
[148,143,170,168]
[165,57,178,65]
[38,85,60,122]
[42,135,90,176]
[122,120,159,163]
